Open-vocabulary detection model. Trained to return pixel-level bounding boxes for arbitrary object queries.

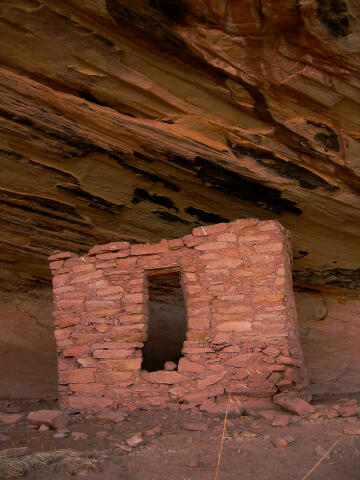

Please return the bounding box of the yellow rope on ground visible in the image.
[300,435,344,480]
[214,394,230,480]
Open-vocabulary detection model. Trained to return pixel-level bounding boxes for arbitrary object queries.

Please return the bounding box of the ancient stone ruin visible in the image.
[49,218,309,412]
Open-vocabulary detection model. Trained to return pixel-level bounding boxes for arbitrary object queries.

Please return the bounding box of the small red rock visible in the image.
[164,361,177,371]
[39,424,50,432]
[27,410,68,429]
[344,425,360,435]
[272,415,289,427]
[272,438,288,448]
[144,426,161,437]
[257,410,275,421]
[181,422,208,432]
[126,434,144,447]
[337,406,359,418]
[326,409,339,419]
[273,393,314,416]
[72,432,88,440]
[0,413,23,424]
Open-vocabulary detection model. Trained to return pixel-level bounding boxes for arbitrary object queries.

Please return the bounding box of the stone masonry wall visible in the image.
[49,218,310,412]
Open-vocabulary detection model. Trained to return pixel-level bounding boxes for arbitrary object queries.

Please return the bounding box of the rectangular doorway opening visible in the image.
[142,270,187,372]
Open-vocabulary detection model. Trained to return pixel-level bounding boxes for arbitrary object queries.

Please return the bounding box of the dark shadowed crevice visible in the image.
[142,271,187,372]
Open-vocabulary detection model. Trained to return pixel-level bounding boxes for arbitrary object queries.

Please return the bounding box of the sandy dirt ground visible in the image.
[0,394,359,480]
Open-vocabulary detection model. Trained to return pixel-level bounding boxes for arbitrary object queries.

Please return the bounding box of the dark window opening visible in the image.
[142,270,187,372]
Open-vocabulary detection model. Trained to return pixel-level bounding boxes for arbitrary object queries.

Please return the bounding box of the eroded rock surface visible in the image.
[0,0,359,397]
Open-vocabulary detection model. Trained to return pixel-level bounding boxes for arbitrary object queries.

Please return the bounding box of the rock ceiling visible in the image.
[0,0,360,293]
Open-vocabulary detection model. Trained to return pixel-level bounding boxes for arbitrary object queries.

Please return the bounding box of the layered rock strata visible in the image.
[50,218,309,412]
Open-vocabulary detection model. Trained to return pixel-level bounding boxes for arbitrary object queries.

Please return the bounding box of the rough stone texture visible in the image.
[273,393,315,416]
[27,409,68,429]
[0,0,359,399]
[50,218,309,412]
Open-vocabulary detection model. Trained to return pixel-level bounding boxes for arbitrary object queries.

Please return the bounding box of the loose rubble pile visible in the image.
[0,396,359,459]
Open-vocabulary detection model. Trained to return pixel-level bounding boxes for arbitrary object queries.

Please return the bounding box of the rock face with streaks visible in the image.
[0,0,359,398]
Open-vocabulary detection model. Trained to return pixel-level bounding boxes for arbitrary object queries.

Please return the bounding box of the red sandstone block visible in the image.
[57,339,74,349]
[63,257,87,267]
[54,317,81,328]
[182,234,202,247]
[54,329,71,340]
[205,258,244,269]
[96,371,134,384]
[59,368,96,384]
[124,303,143,314]
[97,286,124,296]
[216,233,237,242]
[263,346,280,357]
[215,305,252,314]
[231,218,258,231]
[71,271,103,284]
[97,358,141,371]
[259,220,283,232]
[92,342,142,350]
[168,238,184,249]
[53,274,70,288]
[66,396,113,411]
[108,241,130,251]
[71,333,104,342]
[188,315,210,329]
[63,345,89,357]
[92,349,132,359]
[255,243,283,252]
[88,244,111,256]
[182,346,212,354]
[178,358,206,373]
[61,291,87,300]
[116,313,144,324]
[217,294,246,303]
[192,223,228,236]
[181,387,224,404]
[73,264,95,274]
[231,267,274,278]
[126,281,143,293]
[187,304,210,316]
[70,383,106,394]
[95,261,117,269]
[122,293,143,304]
[215,321,252,332]
[49,251,77,261]
[253,294,284,303]
[115,257,137,266]
[248,254,276,265]
[56,298,84,310]
[53,285,76,295]
[110,324,147,333]
[107,332,148,342]
[218,247,244,258]
[49,260,64,270]
[111,250,130,259]
[95,252,118,261]
[84,300,117,311]
[194,242,229,251]
[255,313,283,321]
[131,240,168,256]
